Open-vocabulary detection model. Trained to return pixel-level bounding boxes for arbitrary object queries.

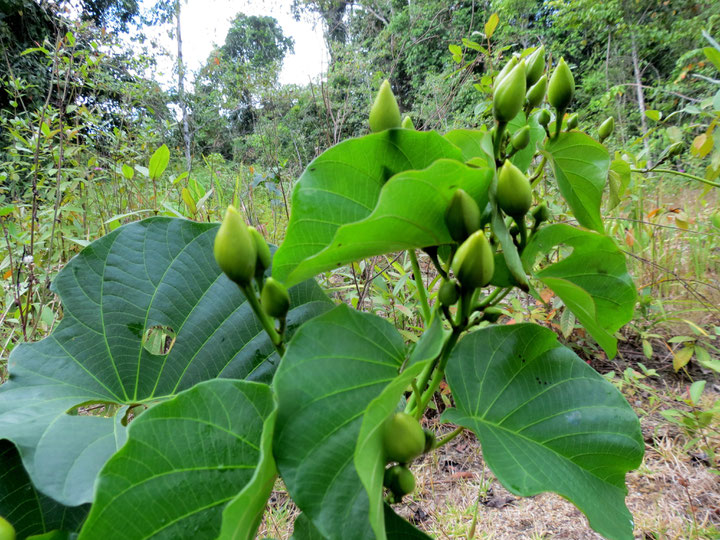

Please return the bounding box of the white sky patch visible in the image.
[157,0,329,86]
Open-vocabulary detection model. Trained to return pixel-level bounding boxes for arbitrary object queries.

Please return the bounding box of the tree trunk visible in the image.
[176,0,192,171]
[631,33,652,167]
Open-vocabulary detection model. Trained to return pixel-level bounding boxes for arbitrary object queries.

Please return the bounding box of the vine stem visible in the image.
[414,327,462,415]
[434,426,464,449]
[409,249,431,325]
[630,168,720,188]
[241,284,285,356]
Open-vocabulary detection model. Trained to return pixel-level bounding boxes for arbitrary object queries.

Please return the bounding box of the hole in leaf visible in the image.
[142,325,176,355]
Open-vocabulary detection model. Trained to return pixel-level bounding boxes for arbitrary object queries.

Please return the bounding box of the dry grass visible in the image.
[257,379,720,540]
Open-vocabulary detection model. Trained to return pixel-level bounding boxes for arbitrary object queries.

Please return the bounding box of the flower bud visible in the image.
[495,55,519,87]
[401,115,415,129]
[445,188,481,243]
[598,117,614,142]
[537,109,551,127]
[451,230,495,290]
[438,279,460,307]
[214,206,256,286]
[548,58,575,112]
[530,201,551,224]
[493,60,526,124]
[510,125,530,151]
[384,465,416,500]
[248,226,271,273]
[526,74,547,109]
[525,45,545,86]
[667,141,683,156]
[261,277,290,318]
[369,79,401,133]
[566,113,578,130]
[497,160,532,218]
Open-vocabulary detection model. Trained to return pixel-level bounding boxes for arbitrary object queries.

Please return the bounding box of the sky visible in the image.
[166,0,330,86]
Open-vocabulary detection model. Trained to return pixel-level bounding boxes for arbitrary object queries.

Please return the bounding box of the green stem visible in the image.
[409,249,431,325]
[493,121,507,162]
[415,328,462,415]
[516,216,528,251]
[475,286,508,310]
[434,426,464,449]
[554,107,566,140]
[404,359,435,414]
[528,156,547,187]
[630,168,720,189]
[241,284,285,356]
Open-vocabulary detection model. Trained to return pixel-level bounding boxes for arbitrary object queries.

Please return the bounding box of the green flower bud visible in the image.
[438,279,460,307]
[261,277,290,319]
[537,109,551,127]
[530,201,551,224]
[525,45,545,86]
[382,412,425,463]
[497,160,532,218]
[384,465,416,500]
[598,117,614,142]
[445,188,481,243]
[0,517,15,540]
[510,125,531,151]
[493,60,527,124]
[548,58,575,113]
[526,74,547,110]
[667,141,683,156]
[214,206,256,286]
[495,55,519,87]
[401,115,415,129]
[566,113,578,130]
[369,79,401,133]
[248,226,271,274]
[482,307,503,323]
[451,230,495,290]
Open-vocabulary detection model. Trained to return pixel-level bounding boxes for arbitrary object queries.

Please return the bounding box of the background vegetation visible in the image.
[1,0,719,537]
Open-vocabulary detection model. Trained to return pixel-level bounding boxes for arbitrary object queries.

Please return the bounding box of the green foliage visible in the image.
[4,3,720,540]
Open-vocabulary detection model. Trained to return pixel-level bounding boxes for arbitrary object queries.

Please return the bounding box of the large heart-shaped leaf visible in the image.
[272,130,463,284]
[443,324,643,540]
[274,304,426,539]
[0,217,331,506]
[522,224,636,358]
[79,379,275,539]
[0,440,88,540]
[280,159,492,286]
[545,132,609,232]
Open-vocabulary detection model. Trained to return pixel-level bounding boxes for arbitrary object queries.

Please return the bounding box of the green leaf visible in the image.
[408,313,449,367]
[508,112,546,173]
[278,159,492,286]
[355,359,432,539]
[608,159,631,210]
[0,440,88,539]
[121,164,134,180]
[644,110,661,122]
[444,128,493,165]
[218,401,278,540]
[0,217,331,506]
[79,380,274,539]
[290,513,325,540]
[522,224,636,358]
[484,13,499,39]
[703,47,720,71]
[148,144,170,180]
[545,132,609,232]
[443,323,643,540]
[272,130,462,284]
[273,305,406,539]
